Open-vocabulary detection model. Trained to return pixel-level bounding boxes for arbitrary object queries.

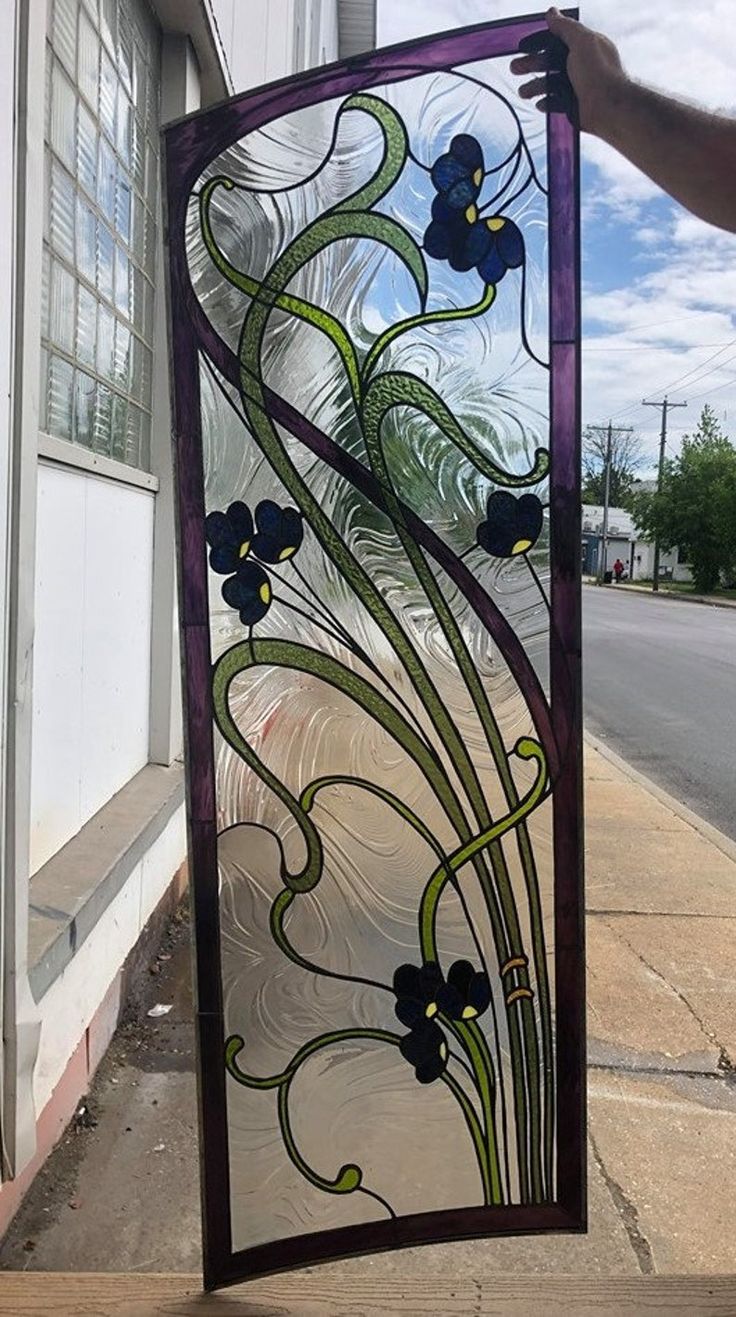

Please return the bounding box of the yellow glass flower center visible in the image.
[238,540,250,558]
[465,203,478,223]
[461,1005,478,1020]
[259,581,271,605]
[425,1001,438,1019]
[278,545,296,561]
[487,216,506,232]
[512,538,533,555]
[473,168,482,186]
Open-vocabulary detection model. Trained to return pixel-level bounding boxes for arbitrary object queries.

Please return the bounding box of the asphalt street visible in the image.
[583,585,736,841]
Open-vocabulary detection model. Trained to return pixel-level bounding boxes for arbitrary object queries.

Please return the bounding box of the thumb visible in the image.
[546,7,579,43]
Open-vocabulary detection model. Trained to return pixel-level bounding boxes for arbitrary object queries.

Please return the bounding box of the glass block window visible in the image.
[41,0,160,470]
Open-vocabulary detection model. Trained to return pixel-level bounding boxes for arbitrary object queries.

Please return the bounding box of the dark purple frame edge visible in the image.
[162,9,584,1291]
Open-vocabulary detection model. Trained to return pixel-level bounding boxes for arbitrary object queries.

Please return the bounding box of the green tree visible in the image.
[630,405,736,594]
[581,424,645,507]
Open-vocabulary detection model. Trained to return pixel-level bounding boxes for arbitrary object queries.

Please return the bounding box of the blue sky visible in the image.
[378,0,736,474]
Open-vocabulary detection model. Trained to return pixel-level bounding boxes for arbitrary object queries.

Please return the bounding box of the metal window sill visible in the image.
[38,432,160,493]
[28,762,185,1001]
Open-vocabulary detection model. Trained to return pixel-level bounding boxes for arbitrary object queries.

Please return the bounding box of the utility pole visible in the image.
[589,421,633,584]
[642,396,687,591]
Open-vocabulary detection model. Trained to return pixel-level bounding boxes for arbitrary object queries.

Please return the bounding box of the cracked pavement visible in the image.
[2,742,736,1277]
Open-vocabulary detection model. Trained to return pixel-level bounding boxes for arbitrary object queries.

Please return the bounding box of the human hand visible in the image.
[510,7,626,136]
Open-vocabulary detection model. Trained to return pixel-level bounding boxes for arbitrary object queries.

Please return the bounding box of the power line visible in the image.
[582,340,735,353]
[680,372,736,407]
[604,336,736,423]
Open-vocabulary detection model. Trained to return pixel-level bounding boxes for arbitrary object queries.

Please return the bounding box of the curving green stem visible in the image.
[361,372,549,1202]
[362,284,497,381]
[417,739,548,1212]
[449,1018,502,1205]
[301,774,448,856]
[441,1066,493,1205]
[418,740,548,956]
[205,91,554,1205]
[200,179,363,407]
[212,638,477,891]
[226,1027,492,1205]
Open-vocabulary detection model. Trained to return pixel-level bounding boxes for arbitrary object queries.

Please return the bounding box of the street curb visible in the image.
[589,581,736,611]
[584,730,736,867]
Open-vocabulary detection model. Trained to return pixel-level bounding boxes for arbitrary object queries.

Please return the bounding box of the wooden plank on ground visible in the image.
[0,1273,735,1315]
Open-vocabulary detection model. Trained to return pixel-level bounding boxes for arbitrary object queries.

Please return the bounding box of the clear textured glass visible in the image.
[116,11,133,95]
[115,173,131,244]
[49,259,76,353]
[52,0,78,78]
[99,0,115,54]
[114,319,130,388]
[74,368,96,446]
[114,244,129,317]
[183,53,561,1256]
[132,191,145,259]
[77,100,97,197]
[97,300,115,379]
[97,220,114,300]
[93,380,113,454]
[75,195,96,284]
[110,392,127,461]
[99,47,116,143]
[76,282,97,366]
[49,158,75,261]
[44,0,160,469]
[125,400,142,465]
[46,353,74,439]
[131,117,146,193]
[77,8,98,109]
[98,136,116,220]
[116,87,132,166]
[39,346,48,432]
[50,61,76,170]
[40,247,50,342]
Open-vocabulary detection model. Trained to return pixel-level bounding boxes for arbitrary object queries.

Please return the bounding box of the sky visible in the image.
[377,0,736,474]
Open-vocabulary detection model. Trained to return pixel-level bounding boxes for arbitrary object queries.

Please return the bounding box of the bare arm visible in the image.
[510,8,736,234]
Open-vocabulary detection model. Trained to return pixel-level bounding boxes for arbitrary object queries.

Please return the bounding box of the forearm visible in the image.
[596,77,736,233]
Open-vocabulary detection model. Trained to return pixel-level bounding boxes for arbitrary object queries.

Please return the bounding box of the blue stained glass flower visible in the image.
[436,959,492,1021]
[251,499,304,564]
[477,490,544,558]
[398,1019,448,1084]
[423,133,525,285]
[204,501,253,575]
[204,498,303,628]
[222,561,272,626]
[430,133,484,210]
[393,961,444,1027]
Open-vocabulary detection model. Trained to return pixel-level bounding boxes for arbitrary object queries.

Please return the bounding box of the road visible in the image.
[583,585,736,841]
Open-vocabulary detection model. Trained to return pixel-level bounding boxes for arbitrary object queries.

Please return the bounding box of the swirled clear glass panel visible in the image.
[167,15,582,1284]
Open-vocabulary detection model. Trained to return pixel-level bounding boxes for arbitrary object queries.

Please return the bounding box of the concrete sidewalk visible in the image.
[3,741,736,1277]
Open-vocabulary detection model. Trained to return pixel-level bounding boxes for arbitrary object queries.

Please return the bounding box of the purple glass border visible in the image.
[162,10,583,1290]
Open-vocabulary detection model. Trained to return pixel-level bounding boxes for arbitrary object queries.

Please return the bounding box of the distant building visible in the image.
[581,505,692,583]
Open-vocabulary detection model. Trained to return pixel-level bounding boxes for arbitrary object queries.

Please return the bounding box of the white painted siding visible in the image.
[211,0,338,91]
[29,465,154,872]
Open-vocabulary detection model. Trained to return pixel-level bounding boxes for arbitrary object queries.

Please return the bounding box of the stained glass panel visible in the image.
[164,13,583,1289]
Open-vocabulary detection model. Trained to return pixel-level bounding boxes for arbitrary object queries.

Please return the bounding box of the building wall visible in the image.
[211,0,338,89]
[30,465,155,872]
[0,0,346,1234]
